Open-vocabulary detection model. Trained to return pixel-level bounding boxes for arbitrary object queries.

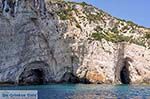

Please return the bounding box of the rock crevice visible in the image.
[1,0,46,17]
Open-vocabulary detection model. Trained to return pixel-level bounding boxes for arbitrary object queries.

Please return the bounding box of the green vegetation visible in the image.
[92,32,132,43]
[56,4,73,20]
[67,1,88,7]
[56,1,88,20]
[144,32,150,39]
[54,0,150,48]
[57,11,68,20]
[76,23,81,29]
[111,27,119,34]
[56,1,83,30]
[94,26,103,32]
[80,2,88,6]
[127,21,136,26]
[56,0,103,23]
[116,18,149,29]
[72,1,88,6]
[91,31,149,47]
[122,25,130,31]
[84,12,103,23]
[130,38,146,47]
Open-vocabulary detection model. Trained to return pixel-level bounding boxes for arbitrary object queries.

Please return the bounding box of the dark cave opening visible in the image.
[61,72,80,83]
[120,64,130,84]
[19,69,44,85]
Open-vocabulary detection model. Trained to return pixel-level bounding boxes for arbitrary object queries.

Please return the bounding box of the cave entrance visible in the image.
[120,58,131,84]
[19,61,50,85]
[19,68,44,85]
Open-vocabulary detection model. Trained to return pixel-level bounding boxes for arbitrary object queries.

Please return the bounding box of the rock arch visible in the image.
[18,61,50,85]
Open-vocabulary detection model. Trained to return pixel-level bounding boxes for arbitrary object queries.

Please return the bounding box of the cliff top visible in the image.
[0,0,150,48]
[45,0,150,48]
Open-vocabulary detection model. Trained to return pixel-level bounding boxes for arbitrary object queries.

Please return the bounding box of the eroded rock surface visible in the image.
[0,0,150,85]
[0,0,72,84]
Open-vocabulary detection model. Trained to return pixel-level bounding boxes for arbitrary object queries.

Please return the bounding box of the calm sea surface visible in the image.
[0,84,150,99]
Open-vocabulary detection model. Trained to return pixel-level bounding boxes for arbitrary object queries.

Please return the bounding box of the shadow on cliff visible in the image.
[115,43,132,84]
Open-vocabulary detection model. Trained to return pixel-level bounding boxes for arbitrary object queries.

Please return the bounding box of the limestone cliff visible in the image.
[0,0,150,85]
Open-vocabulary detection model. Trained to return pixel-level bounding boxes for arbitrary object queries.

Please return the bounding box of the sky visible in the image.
[72,0,150,28]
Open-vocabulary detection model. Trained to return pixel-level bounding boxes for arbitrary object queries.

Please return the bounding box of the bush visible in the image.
[144,32,150,39]
[91,31,148,47]
[94,26,103,32]
[56,4,73,20]
[92,32,104,41]
[92,32,132,43]
[80,2,88,6]
[111,27,119,33]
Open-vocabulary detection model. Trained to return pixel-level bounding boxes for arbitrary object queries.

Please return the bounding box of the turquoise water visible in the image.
[0,84,150,99]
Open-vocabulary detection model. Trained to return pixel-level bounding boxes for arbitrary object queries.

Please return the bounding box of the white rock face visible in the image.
[124,44,150,84]
[0,0,72,84]
[0,0,149,84]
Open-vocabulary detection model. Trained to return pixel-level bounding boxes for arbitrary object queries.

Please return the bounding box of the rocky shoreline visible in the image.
[0,0,149,85]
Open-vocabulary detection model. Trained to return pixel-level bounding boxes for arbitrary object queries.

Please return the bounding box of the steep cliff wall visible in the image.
[0,0,150,85]
[0,0,73,84]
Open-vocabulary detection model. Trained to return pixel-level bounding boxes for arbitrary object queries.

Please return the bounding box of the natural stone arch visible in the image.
[18,61,50,85]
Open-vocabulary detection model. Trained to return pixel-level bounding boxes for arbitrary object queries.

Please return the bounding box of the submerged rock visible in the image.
[0,0,149,85]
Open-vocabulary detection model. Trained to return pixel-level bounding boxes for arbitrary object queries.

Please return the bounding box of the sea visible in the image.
[0,84,150,99]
